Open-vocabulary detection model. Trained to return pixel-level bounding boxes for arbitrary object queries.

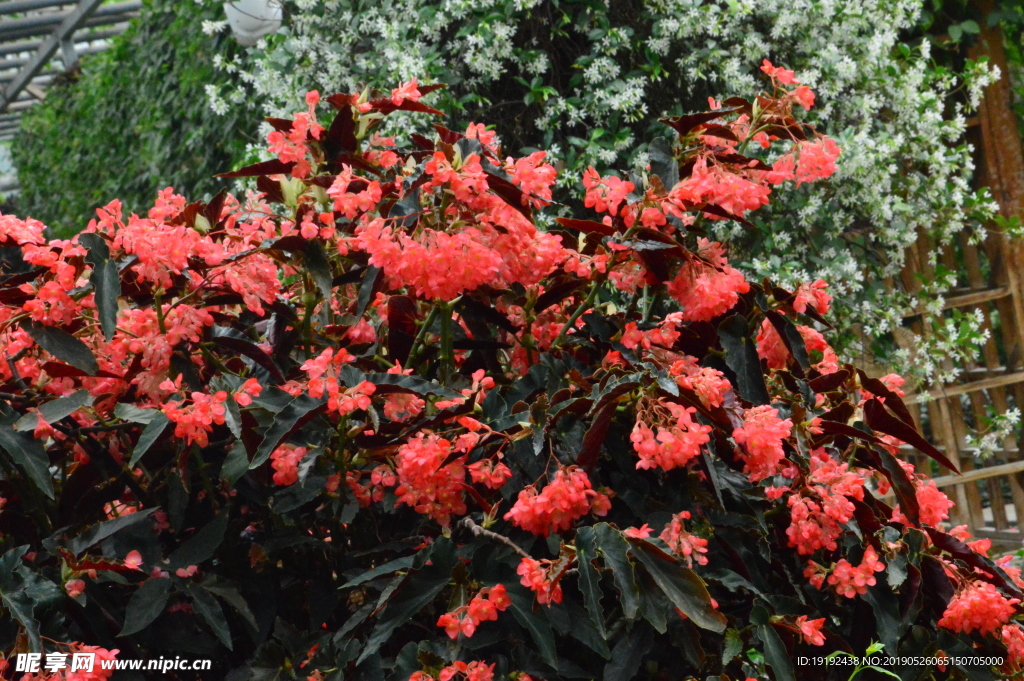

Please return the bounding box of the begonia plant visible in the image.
[0,66,1019,681]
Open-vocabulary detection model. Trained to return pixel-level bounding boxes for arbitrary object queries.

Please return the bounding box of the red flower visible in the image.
[938,581,1020,636]
[504,466,610,537]
[795,616,826,646]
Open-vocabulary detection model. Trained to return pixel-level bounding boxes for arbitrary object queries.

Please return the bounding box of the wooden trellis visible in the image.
[894,7,1024,549]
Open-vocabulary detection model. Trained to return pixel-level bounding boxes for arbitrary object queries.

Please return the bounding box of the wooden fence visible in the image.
[893,6,1024,549]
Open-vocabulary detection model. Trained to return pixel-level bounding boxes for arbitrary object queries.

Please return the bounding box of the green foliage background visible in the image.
[10,0,258,237]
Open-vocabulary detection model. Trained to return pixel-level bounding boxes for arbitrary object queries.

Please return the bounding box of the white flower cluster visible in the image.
[210,0,1000,389]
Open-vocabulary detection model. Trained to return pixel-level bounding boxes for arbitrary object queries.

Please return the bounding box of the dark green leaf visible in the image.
[15,389,92,431]
[719,315,770,406]
[603,621,653,681]
[722,628,743,664]
[67,508,157,555]
[357,537,457,664]
[574,526,607,639]
[212,326,285,383]
[113,403,160,424]
[764,310,809,372]
[0,545,40,651]
[635,566,668,633]
[341,556,416,589]
[304,240,335,307]
[169,513,228,569]
[119,577,173,637]
[129,412,170,467]
[355,266,382,320]
[252,394,326,468]
[594,523,640,619]
[648,137,678,188]
[758,624,795,681]
[189,583,233,649]
[2,589,40,652]
[508,584,559,669]
[362,373,461,398]
[224,395,243,438]
[862,583,902,653]
[627,539,726,632]
[24,321,98,375]
[0,415,53,498]
[80,232,121,342]
[201,576,259,632]
[388,191,420,230]
[564,600,611,659]
[220,441,250,485]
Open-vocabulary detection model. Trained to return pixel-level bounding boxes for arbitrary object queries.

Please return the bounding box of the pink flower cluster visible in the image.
[393,434,467,525]
[267,90,324,178]
[583,168,634,216]
[161,388,228,448]
[794,616,826,646]
[659,511,709,567]
[938,581,1020,636]
[270,444,308,486]
[1001,623,1024,672]
[345,465,396,508]
[467,459,513,489]
[670,356,732,409]
[667,241,750,322]
[436,584,512,638]
[786,451,865,555]
[630,400,711,471]
[517,556,569,605]
[756,319,838,375]
[503,466,611,536]
[732,405,793,482]
[822,546,886,598]
[620,318,680,351]
[881,458,954,527]
[299,348,376,417]
[915,479,955,526]
[327,166,383,220]
[793,279,832,315]
[410,661,494,681]
[356,140,565,301]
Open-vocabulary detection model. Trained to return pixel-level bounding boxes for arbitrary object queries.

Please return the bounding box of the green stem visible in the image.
[405,305,439,369]
[439,301,454,382]
[154,290,166,335]
[552,276,604,348]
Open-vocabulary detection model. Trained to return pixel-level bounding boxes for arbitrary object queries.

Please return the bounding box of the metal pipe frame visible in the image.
[0,24,126,57]
[0,0,105,111]
[0,14,138,43]
[0,41,103,71]
[0,1,139,34]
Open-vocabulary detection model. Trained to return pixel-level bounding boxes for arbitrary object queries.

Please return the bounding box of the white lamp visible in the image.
[223,0,283,46]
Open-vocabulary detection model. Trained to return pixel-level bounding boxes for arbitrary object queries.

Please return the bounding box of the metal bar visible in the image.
[0,24,126,57]
[0,1,138,34]
[0,0,104,111]
[59,35,75,68]
[0,0,72,15]
[0,42,104,71]
[0,3,138,41]
[0,70,56,83]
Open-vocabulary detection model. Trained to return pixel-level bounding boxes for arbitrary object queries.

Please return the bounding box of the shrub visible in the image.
[0,72,1019,680]
[216,0,999,387]
[10,0,258,238]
